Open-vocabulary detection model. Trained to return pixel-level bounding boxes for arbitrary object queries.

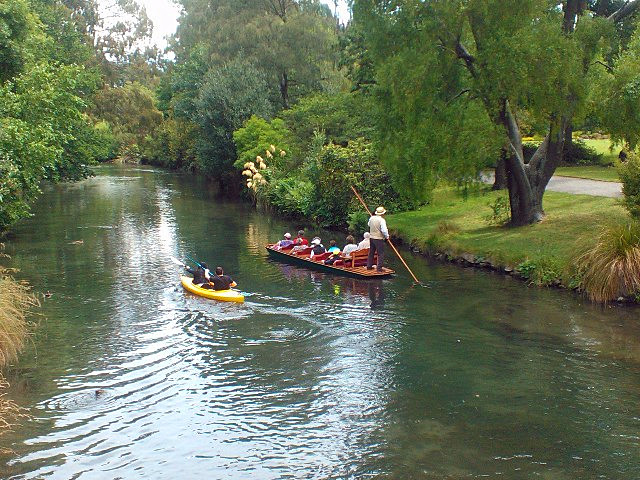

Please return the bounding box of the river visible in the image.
[1,165,639,479]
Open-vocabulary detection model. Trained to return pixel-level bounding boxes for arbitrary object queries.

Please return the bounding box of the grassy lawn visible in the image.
[388,187,628,284]
[554,166,620,182]
[582,138,620,161]
[553,139,621,182]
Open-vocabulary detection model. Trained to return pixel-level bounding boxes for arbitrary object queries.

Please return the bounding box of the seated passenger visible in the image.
[309,237,325,259]
[293,229,308,246]
[210,266,237,291]
[356,232,371,250]
[327,240,340,254]
[185,262,214,289]
[341,235,358,258]
[275,232,294,250]
[291,229,309,253]
[324,244,342,265]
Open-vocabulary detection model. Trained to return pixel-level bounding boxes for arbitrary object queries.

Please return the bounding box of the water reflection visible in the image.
[1,165,640,479]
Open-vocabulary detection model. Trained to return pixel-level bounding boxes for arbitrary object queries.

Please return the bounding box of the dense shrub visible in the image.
[264,177,313,218]
[562,140,604,166]
[280,92,376,156]
[348,211,369,235]
[233,116,291,170]
[523,140,603,166]
[144,118,198,170]
[619,152,640,217]
[307,138,413,227]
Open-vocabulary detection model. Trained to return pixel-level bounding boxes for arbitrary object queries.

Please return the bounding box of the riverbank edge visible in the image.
[387,231,639,305]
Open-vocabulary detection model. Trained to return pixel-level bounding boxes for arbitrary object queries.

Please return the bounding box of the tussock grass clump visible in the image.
[0,268,38,368]
[0,247,38,443]
[434,220,460,235]
[576,221,640,303]
[0,377,28,453]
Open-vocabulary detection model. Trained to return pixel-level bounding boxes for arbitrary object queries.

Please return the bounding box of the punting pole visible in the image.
[350,185,422,284]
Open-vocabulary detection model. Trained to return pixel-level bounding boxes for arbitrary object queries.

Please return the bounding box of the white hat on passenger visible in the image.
[284,232,291,239]
[312,237,321,245]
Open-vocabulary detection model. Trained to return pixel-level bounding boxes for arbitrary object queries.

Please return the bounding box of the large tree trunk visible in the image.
[280,70,289,109]
[493,149,508,190]
[499,100,567,226]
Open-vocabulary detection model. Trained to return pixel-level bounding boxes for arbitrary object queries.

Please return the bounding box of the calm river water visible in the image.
[1,166,640,479]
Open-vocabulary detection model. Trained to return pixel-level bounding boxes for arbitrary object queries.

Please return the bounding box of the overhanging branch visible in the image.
[454,41,477,78]
[608,0,640,23]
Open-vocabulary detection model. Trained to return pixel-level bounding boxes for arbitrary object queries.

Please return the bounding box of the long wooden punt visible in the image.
[265,244,394,278]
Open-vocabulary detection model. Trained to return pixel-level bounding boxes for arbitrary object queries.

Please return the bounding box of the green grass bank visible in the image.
[387,187,628,289]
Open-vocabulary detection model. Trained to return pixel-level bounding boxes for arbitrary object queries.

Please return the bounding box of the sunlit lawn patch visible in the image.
[388,187,627,285]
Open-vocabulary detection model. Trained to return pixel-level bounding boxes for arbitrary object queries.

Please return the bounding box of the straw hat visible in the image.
[375,206,386,215]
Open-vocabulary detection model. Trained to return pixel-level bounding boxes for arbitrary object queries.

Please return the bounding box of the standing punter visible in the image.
[367,206,389,272]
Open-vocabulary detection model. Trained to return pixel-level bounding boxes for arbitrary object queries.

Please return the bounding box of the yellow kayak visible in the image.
[180,276,244,303]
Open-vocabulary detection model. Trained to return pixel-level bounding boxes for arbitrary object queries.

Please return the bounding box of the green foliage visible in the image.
[485,196,510,226]
[576,220,640,302]
[354,0,639,223]
[348,210,369,235]
[281,92,376,155]
[308,138,413,227]
[0,63,101,228]
[233,116,290,169]
[194,58,274,180]
[563,140,605,166]
[516,259,563,286]
[144,118,198,170]
[593,28,640,148]
[91,82,163,157]
[264,177,314,218]
[619,151,640,217]
[370,33,502,201]
[0,0,36,82]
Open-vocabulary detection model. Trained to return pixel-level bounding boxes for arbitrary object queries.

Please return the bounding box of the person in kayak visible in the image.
[185,262,214,289]
[210,266,237,291]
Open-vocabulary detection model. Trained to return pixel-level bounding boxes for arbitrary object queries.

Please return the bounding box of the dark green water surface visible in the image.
[2,166,640,479]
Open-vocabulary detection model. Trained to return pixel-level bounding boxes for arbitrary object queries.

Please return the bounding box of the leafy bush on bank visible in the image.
[619,151,640,217]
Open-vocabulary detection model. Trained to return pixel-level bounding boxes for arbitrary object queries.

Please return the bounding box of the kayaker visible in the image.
[210,266,237,291]
[275,232,294,250]
[185,262,214,289]
[367,206,389,272]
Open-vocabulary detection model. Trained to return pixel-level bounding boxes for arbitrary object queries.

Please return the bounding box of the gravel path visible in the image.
[483,172,622,198]
[547,176,622,197]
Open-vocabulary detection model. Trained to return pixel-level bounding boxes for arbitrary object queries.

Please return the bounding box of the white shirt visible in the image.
[368,215,389,240]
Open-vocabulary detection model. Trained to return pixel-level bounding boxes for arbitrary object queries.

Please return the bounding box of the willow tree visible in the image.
[355,0,640,225]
